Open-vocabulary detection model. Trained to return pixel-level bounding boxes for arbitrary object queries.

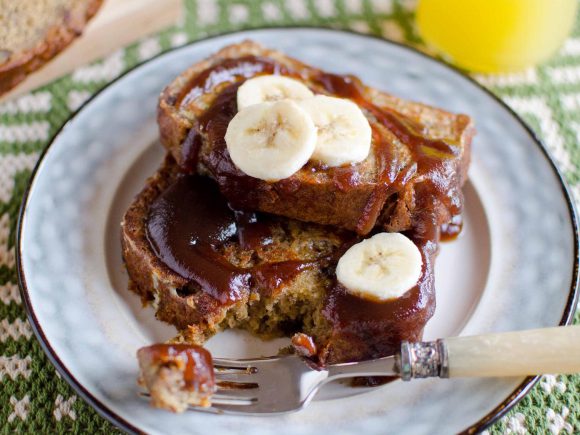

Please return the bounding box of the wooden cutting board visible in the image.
[0,0,182,103]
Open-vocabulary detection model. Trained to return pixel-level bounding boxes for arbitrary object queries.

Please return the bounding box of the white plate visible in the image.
[17,28,579,434]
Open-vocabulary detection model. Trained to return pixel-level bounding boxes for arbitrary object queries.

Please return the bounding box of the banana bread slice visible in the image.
[121,155,436,365]
[0,0,103,94]
[157,41,474,235]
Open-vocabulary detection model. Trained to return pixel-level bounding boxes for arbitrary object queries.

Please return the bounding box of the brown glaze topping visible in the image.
[177,57,290,173]
[139,343,215,392]
[148,55,466,364]
[180,125,204,174]
[441,214,463,242]
[254,261,316,297]
[292,333,318,357]
[177,56,462,235]
[234,210,274,250]
[146,174,316,304]
[147,175,251,304]
[323,229,437,353]
[177,56,288,107]
[318,187,441,361]
[313,72,463,223]
[145,170,437,364]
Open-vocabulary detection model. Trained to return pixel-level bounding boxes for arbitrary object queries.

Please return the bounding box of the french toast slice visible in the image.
[157,41,474,235]
[122,154,343,344]
[122,155,435,365]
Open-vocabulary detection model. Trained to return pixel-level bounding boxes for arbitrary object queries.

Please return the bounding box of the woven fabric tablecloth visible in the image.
[1,0,579,433]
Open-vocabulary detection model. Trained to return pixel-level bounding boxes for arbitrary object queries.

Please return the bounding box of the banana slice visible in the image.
[225,100,317,181]
[237,75,314,110]
[299,95,372,167]
[336,233,423,301]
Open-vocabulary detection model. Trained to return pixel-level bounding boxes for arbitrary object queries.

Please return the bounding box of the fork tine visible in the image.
[212,393,258,404]
[209,401,297,415]
[213,356,279,366]
[215,388,258,399]
[210,403,262,413]
[181,406,223,414]
[213,360,257,371]
[141,354,317,416]
[181,402,253,415]
[215,369,258,381]
[214,366,257,376]
[217,380,259,389]
[138,391,255,407]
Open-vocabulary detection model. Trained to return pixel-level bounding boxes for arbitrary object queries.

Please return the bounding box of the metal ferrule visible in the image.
[398,339,449,381]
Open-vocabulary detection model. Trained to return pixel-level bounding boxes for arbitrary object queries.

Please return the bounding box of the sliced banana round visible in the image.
[336,233,423,301]
[225,100,317,181]
[237,75,314,110]
[299,95,372,167]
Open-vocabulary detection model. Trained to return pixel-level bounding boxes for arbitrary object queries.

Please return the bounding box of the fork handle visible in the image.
[401,326,580,380]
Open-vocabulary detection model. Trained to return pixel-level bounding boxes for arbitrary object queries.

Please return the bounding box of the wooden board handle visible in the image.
[446,326,580,377]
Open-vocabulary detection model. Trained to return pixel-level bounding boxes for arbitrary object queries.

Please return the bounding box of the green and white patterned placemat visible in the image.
[1,0,579,432]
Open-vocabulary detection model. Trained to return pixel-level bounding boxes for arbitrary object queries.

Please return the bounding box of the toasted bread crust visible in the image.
[0,0,103,95]
[157,41,474,234]
[121,156,235,334]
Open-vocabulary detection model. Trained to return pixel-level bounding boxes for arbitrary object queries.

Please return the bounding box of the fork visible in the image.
[153,326,580,415]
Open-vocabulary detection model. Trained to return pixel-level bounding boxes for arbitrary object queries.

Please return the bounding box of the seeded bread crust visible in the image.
[157,41,474,234]
[0,0,103,94]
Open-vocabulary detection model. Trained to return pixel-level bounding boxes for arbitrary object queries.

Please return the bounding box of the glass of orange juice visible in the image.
[416,0,578,73]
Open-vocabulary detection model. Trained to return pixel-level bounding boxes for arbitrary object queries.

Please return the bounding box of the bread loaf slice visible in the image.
[157,41,474,235]
[0,0,102,94]
[122,155,344,345]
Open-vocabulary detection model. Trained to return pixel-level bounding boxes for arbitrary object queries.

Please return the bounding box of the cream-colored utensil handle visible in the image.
[446,326,580,377]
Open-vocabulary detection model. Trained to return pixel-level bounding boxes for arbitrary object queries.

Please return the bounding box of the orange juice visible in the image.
[417,0,578,73]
